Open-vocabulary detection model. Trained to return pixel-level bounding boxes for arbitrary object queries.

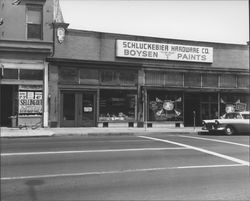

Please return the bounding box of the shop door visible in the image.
[0,85,17,127]
[77,92,96,127]
[60,91,96,127]
[184,93,201,127]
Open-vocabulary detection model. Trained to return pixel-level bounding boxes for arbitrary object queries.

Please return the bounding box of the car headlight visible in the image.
[215,120,220,128]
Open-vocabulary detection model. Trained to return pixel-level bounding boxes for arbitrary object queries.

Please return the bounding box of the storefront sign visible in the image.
[116,40,213,63]
[19,91,43,114]
[84,107,92,112]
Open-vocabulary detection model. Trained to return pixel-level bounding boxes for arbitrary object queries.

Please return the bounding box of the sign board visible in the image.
[84,107,92,112]
[116,40,213,63]
[235,103,247,111]
[19,91,43,114]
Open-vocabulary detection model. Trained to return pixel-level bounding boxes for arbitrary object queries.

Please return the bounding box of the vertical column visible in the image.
[43,61,49,127]
[138,69,145,123]
[97,89,100,127]
[218,92,221,117]
[48,64,59,127]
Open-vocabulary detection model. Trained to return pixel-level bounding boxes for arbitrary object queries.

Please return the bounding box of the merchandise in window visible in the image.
[148,92,183,121]
[220,93,249,115]
[99,90,136,122]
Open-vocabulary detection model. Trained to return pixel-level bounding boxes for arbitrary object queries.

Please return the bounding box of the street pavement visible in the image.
[1,132,249,201]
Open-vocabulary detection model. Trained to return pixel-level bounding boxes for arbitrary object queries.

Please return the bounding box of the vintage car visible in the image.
[202,111,250,135]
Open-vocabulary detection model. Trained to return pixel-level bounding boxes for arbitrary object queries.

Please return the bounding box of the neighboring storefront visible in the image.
[0,61,47,127]
[47,29,249,127]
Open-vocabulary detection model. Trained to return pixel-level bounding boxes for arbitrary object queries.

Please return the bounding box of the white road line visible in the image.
[178,135,250,147]
[139,136,250,166]
[1,164,244,181]
[1,147,188,156]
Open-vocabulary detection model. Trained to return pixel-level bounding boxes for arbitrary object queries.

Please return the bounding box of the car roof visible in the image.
[227,111,250,114]
[239,111,250,114]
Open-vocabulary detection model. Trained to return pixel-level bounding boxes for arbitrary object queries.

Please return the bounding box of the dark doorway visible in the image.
[60,91,96,127]
[184,93,201,126]
[0,85,17,127]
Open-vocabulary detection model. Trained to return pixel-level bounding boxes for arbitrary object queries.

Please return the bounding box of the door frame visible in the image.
[60,90,97,127]
[77,91,97,127]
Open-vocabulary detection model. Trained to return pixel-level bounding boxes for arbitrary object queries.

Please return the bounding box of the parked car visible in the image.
[202,111,250,135]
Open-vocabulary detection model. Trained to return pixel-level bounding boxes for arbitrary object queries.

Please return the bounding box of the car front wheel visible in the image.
[225,125,235,135]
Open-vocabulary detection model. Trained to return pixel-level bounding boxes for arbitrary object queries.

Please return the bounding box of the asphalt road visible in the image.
[1,133,249,201]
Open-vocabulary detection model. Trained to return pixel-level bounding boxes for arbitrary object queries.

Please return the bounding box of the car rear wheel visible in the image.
[225,125,235,135]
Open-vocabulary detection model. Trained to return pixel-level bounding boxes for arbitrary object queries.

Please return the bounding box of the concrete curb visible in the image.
[51,131,197,137]
[0,127,201,138]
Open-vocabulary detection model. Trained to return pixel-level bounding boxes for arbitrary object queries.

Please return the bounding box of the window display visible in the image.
[19,91,43,114]
[99,90,136,122]
[148,91,183,121]
[220,93,249,115]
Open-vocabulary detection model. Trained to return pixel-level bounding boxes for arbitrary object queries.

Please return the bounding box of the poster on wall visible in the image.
[19,91,43,114]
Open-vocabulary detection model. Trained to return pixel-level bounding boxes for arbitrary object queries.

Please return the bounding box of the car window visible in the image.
[236,114,242,119]
[225,113,235,119]
[242,114,250,119]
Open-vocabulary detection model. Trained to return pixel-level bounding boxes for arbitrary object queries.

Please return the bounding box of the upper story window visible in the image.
[26,5,43,40]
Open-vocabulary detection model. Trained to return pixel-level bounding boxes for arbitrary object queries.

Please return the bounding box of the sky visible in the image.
[60,0,249,45]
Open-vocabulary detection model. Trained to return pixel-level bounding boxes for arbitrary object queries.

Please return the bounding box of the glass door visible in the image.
[77,92,96,127]
[60,91,96,127]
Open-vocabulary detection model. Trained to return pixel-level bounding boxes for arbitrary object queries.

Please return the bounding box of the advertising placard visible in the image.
[19,91,43,114]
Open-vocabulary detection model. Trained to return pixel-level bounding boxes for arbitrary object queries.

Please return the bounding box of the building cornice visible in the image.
[46,57,249,74]
[0,40,53,54]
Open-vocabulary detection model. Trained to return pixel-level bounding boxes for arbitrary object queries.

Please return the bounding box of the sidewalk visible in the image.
[0,126,203,138]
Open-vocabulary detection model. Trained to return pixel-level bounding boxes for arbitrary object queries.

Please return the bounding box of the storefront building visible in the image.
[47,28,249,128]
[0,0,54,127]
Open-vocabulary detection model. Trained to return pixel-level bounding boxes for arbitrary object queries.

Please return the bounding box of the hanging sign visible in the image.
[116,40,213,63]
[57,27,65,44]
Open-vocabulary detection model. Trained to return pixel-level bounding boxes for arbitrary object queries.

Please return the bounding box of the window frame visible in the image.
[26,4,43,40]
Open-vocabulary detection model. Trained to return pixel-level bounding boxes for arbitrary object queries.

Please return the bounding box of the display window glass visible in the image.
[99,90,136,122]
[220,74,236,88]
[220,93,249,115]
[202,73,218,88]
[148,91,183,121]
[59,67,78,84]
[184,72,201,87]
[20,69,43,80]
[100,70,137,86]
[237,75,249,88]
